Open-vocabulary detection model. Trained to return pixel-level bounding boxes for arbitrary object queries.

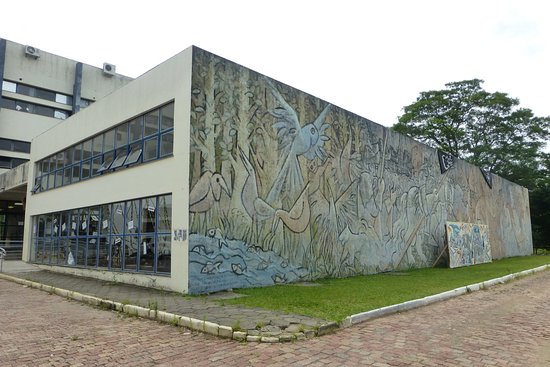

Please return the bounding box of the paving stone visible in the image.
[218,325,233,338]
[246,335,261,342]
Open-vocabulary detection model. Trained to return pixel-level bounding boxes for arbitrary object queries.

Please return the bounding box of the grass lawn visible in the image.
[222,255,550,322]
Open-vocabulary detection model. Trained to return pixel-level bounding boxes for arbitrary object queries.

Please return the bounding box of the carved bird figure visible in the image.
[265,79,331,205]
[189,171,231,213]
[272,183,311,233]
[238,147,275,221]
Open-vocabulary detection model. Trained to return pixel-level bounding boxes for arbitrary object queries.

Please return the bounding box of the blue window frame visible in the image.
[33,101,174,194]
[31,194,172,275]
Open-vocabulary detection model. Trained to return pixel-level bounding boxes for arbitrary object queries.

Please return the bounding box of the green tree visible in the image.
[394,79,550,247]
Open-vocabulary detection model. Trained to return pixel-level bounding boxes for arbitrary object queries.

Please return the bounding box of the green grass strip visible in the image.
[223,255,550,322]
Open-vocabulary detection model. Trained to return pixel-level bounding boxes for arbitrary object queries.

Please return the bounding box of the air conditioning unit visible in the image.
[102,63,116,76]
[25,45,40,59]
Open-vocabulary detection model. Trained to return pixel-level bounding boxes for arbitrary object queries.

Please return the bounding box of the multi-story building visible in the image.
[0,38,132,256]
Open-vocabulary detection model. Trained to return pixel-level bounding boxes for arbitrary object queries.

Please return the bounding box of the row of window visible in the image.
[33,101,175,193]
[0,138,31,153]
[31,194,172,274]
[1,97,69,120]
[0,155,28,169]
[2,80,93,108]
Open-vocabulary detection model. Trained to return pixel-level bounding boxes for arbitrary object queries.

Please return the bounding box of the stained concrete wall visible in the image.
[187,47,532,294]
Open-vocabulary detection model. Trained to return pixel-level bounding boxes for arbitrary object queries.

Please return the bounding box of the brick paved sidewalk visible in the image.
[1,268,550,366]
[1,262,327,341]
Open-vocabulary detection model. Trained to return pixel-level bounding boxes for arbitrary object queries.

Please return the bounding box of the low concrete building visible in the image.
[20,45,532,294]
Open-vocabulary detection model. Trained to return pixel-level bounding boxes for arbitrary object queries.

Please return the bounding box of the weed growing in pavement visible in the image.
[232,319,243,332]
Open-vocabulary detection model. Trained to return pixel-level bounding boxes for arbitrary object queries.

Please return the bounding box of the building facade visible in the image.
[21,45,532,294]
[0,38,132,254]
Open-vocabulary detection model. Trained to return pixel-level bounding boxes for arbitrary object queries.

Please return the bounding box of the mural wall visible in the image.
[187,47,533,294]
[446,222,492,268]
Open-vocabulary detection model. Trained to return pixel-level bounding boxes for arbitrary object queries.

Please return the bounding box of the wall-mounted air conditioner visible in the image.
[102,63,116,76]
[25,45,40,59]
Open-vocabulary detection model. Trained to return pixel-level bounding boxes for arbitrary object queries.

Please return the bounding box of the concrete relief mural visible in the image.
[446,221,491,268]
[187,48,533,294]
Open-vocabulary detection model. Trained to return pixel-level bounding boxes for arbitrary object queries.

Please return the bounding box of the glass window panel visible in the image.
[115,122,129,148]
[47,173,54,190]
[97,237,109,268]
[51,238,60,265]
[35,162,43,177]
[81,159,91,180]
[55,169,63,188]
[41,159,50,175]
[124,236,138,271]
[35,88,56,101]
[64,147,74,166]
[91,156,102,176]
[125,200,139,234]
[160,103,174,131]
[73,143,82,162]
[37,215,46,237]
[43,239,53,264]
[61,212,69,236]
[34,104,55,118]
[15,100,32,113]
[2,80,17,92]
[89,207,100,236]
[36,240,44,263]
[139,235,155,272]
[144,109,160,137]
[97,151,114,173]
[143,137,158,162]
[87,238,98,267]
[76,238,86,266]
[63,166,72,186]
[16,84,32,96]
[56,151,65,170]
[160,131,173,157]
[110,237,123,270]
[67,238,77,266]
[0,138,10,150]
[58,239,69,265]
[156,234,171,273]
[129,117,143,143]
[124,142,142,166]
[82,139,92,160]
[103,130,115,152]
[70,210,79,237]
[92,135,103,156]
[0,97,16,109]
[141,197,156,233]
[110,147,128,170]
[99,204,111,235]
[80,208,89,236]
[44,214,53,237]
[72,163,81,183]
[13,140,31,153]
[52,214,60,236]
[48,156,56,172]
[158,195,172,233]
[111,202,125,235]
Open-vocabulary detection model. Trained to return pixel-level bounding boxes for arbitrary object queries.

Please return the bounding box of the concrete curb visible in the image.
[341,264,550,327]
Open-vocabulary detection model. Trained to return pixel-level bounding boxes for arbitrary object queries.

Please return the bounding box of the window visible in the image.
[31,194,172,274]
[1,96,69,120]
[2,80,17,92]
[32,102,174,193]
[0,156,29,169]
[0,138,30,153]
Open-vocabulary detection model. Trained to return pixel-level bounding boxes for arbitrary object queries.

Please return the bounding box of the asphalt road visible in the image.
[1,270,550,366]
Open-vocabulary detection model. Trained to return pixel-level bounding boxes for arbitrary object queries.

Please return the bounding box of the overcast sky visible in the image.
[2,0,549,131]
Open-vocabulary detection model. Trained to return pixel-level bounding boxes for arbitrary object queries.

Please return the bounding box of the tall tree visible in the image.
[394,79,550,247]
[394,79,550,179]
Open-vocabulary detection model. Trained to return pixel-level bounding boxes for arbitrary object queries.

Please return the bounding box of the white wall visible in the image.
[23,47,192,293]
